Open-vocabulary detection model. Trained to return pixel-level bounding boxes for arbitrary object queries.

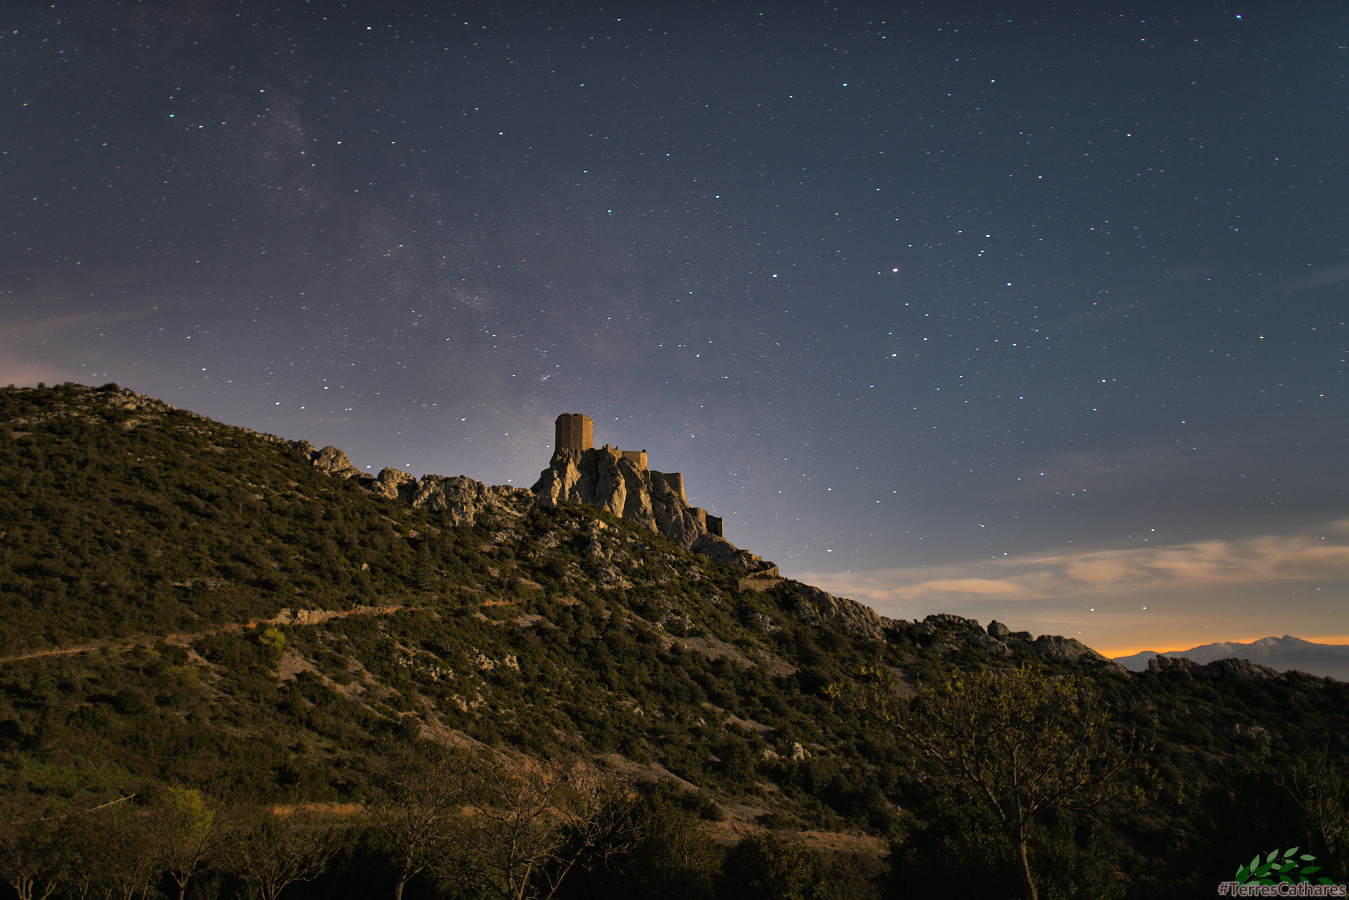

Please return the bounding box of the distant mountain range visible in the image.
[1114,635,1349,681]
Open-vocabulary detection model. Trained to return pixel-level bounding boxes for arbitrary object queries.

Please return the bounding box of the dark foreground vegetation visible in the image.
[1,383,1347,899]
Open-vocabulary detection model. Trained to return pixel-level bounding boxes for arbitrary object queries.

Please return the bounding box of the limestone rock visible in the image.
[368,468,418,501]
[1030,635,1126,671]
[290,440,359,478]
[1148,655,1278,681]
[690,533,766,573]
[411,475,531,527]
[1204,657,1279,680]
[967,631,1013,656]
[1146,656,1197,677]
[915,614,984,638]
[784,582,894,641]
[348,465,533,528]
[533,447,707,549]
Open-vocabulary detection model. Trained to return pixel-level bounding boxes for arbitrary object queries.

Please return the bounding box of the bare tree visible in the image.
[224,807,347,900]
[102,805,163,900]
[458,754,639,900]
[2,795,146,900]
[838,665,1146,900]
[0,790,70,900]
[367,744,473,900]
[1279,749,1349,877]
[0,815,58,900]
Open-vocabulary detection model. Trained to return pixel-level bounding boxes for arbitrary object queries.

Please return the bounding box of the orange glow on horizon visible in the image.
[1099,644,1200,659]
[1099,635,1349,659]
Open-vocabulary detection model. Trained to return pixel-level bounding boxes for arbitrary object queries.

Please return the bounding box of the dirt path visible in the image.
[0,602,408,665]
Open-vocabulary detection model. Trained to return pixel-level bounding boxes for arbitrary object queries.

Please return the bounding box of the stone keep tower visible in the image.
[554,413,594,453]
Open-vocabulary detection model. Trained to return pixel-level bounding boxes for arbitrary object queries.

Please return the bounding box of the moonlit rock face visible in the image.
[369,468,418,501]
[412,474,529,527]
[291,441,359,478]
[533,447,705,548]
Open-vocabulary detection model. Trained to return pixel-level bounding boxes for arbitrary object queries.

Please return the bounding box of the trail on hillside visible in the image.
[0,602,408,665]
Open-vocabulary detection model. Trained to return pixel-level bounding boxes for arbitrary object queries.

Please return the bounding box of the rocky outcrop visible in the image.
[1030,634,1122,668]
[355,467,533,527]
[784,582,896,641]
[914,614,985,637]
[987,620,1033,642]
[290,440,360,478]
[1146,655,1279,681]
[408,475,531,527]
[690,533,770,573]
[532,448,705,549]
[367,468,419,501]
[902,615,1125,671]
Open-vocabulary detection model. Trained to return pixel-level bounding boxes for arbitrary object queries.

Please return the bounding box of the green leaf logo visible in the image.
[1235,848,1337,886]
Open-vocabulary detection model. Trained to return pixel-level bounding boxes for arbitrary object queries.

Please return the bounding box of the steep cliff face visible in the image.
[532,448,706,547]
[532,449,772,572]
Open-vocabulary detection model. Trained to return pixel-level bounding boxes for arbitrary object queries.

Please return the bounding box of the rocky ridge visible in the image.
[40,385,1142,672]
[904,615,1130,672]
[783,582,897,642]
[286,435,773,576]
[282,414,1144,671]
[531,447,699,543]
[1145,655,1281,681]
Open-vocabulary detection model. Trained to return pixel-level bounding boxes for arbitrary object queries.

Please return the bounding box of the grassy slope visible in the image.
[3,382,1349,890]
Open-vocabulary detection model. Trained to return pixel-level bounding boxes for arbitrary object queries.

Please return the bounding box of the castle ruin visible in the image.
[539,413,723,539]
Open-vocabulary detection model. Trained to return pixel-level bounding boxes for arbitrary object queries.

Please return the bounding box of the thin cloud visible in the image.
[803,525,1349,609]
[886,578,1036,600]
[1298,263,1349,289]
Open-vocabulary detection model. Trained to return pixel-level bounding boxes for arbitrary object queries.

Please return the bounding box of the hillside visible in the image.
[2,383,1348,899]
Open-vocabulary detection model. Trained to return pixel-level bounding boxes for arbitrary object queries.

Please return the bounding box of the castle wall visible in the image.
[621,449,648,470]
[706,515,723,537]
[554,413,593,452]
[651,470,685,502]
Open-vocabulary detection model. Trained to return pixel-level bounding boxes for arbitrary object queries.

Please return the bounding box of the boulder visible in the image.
[290,440,359,478]
[367,468,418,501]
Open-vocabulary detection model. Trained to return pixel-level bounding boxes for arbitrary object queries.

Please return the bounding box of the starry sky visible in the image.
[4,1,1346,656]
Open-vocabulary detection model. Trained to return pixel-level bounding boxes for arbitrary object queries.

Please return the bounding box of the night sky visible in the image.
[5,1,1346,655]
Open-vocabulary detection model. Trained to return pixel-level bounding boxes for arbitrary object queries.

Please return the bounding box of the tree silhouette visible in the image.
[841,665,1146,900]
[145,786,220,900]
[367,744,473,900]
[224,807,346,900]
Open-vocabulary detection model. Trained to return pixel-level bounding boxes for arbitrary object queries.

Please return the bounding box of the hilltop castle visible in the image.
[536,413,723,541]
